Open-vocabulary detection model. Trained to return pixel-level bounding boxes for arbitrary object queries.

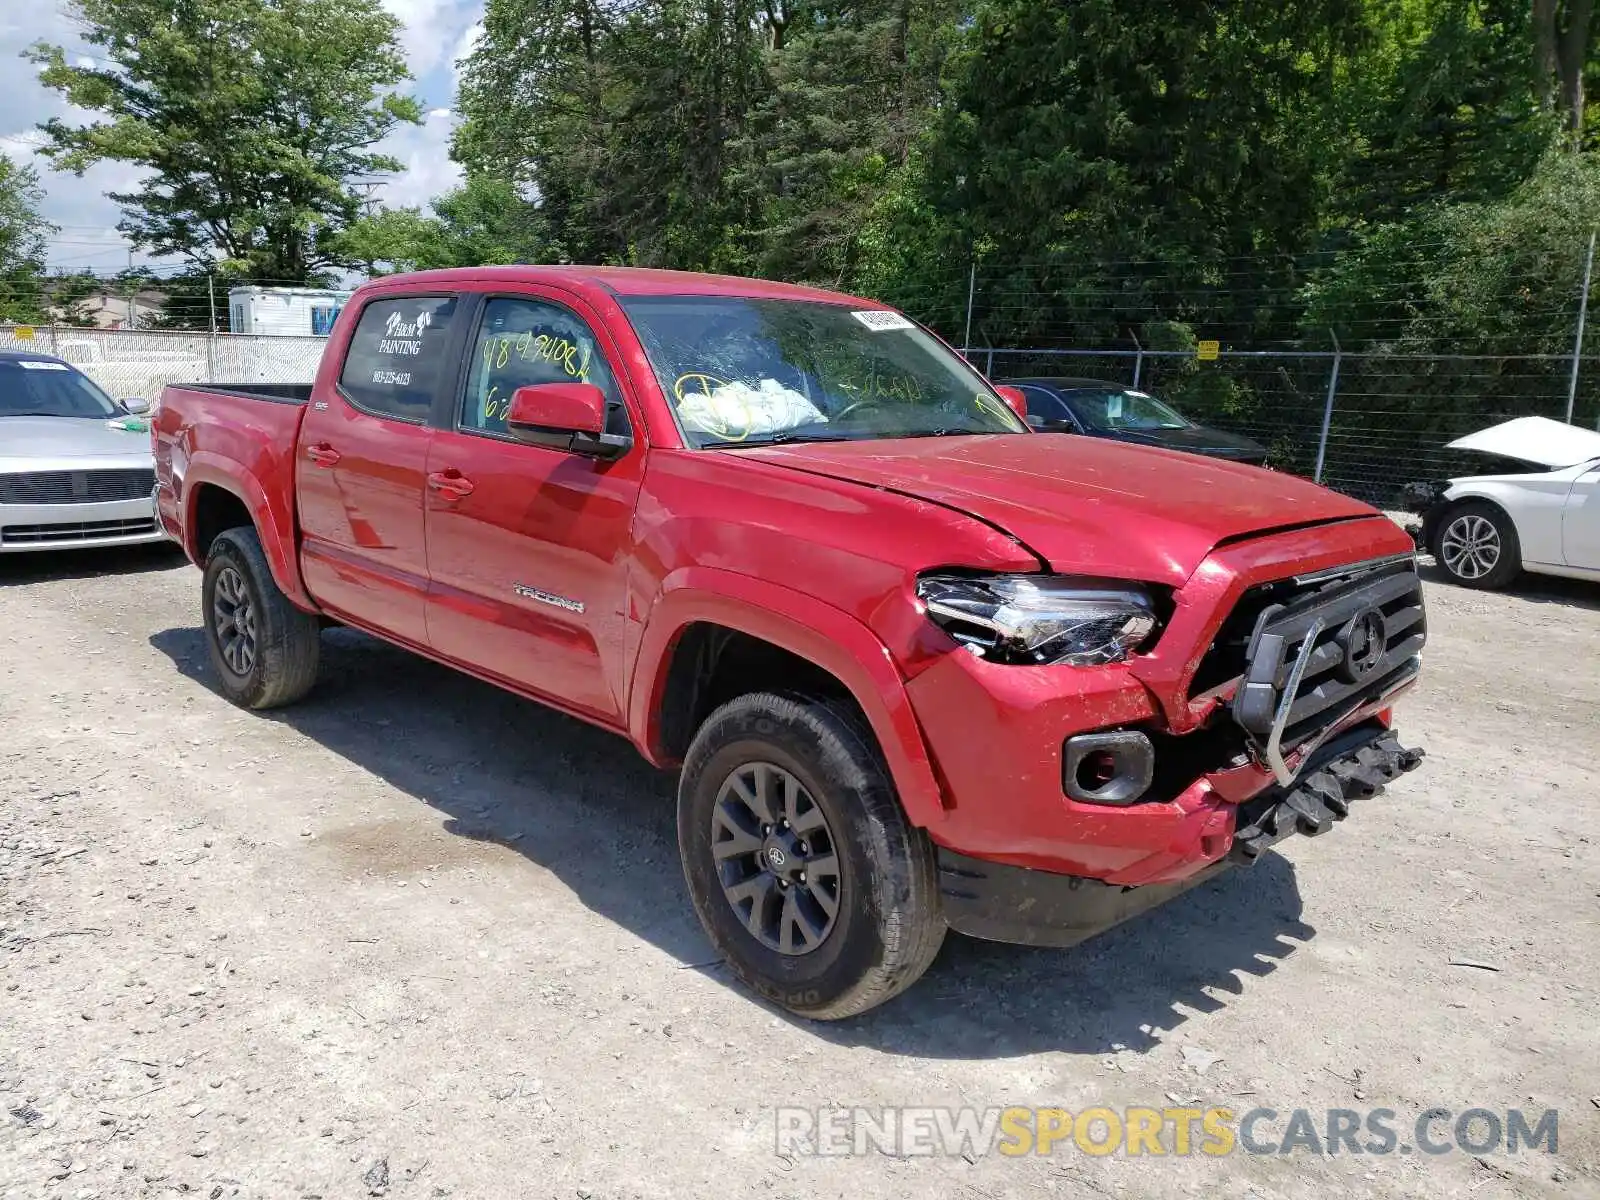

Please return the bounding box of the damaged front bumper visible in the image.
[1230,723,1423,863]
[937,721,1424,948]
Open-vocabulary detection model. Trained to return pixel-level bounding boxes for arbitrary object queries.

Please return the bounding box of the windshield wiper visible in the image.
[707,431,858,448]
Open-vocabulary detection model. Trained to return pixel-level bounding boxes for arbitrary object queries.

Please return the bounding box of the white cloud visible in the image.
[382,0,479,83]
[373,108,463,211]
[451,18,483,89]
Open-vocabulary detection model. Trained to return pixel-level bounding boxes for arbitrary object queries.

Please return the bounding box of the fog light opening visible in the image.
[1063,731,1155,806]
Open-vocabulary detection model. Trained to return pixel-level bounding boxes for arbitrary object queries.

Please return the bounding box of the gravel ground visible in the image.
[1,542,1597,1200]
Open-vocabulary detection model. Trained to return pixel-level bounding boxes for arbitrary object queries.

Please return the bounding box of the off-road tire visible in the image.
[1431,500,1520,590]
[201,526,321,709]
[678,691,945,1020]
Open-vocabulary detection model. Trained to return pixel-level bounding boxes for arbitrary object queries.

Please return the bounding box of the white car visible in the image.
[0,350,168,553]
[1409,416,1600,589]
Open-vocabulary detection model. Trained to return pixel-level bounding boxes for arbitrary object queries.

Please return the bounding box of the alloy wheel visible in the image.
[710,761,842,955]
[1440,513,1501,580]
[212,564,258,676]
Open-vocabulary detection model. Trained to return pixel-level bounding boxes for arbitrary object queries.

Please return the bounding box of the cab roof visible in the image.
[365,264,873,307]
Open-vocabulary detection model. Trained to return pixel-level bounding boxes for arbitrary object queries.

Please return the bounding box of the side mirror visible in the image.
[121,397,151,415]
[506,382,631,459]
[992,385,1029,423]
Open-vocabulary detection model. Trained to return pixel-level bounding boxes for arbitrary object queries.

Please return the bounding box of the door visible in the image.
[1563,465,1600,570]
[297,294,459,646]
[424,292,645,722]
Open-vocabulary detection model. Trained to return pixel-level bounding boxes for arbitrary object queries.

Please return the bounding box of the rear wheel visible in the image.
[202,527,321,709]
[1431,501,1520,590]
[677,692,945,1019]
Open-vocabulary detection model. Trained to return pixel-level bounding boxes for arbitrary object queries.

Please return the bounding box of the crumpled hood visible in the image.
[1447,416,1600,470]
[0,415,153,467]
[737,435,1375,585]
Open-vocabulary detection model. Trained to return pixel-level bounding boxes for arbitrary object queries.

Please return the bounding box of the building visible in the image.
[65,289,169,329]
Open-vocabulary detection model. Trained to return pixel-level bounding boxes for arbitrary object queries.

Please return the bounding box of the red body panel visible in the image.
[735,436,1375,587]
[153,387,315,610]
[153,264,1422,892]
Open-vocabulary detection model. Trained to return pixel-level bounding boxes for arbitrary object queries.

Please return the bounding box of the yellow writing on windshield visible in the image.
[836,372,926,403]
[974,392,1016,426]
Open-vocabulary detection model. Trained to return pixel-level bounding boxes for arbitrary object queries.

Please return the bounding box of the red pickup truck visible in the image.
[154,266,1426,1018]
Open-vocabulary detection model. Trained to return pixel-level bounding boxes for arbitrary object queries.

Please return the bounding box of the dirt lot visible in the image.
[1,543,1597,1200]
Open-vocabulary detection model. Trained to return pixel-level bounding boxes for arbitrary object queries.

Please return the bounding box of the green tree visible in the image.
[1305,149,1600,354]
[1326,1,1557,230]
[731,0,963,285]
[333,176,552,273]
[881,0,1371,346]
[0,159,52,323]
[29,0,420,283]
[455,0,767,269]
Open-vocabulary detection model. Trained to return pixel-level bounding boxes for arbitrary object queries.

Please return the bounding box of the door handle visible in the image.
[427,469,475,499]
[305,442,341,468]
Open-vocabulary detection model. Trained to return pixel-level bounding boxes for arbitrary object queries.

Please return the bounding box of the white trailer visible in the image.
[227,287,352,337]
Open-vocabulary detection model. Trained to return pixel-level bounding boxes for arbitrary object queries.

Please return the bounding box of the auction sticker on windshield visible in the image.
[17,360,69,370]
[850,310,915,332]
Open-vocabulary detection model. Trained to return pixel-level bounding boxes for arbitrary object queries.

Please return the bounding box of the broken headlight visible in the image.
[916,574,1159,666]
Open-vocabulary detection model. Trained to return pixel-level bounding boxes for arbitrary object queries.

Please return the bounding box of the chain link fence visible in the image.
[4,323,1596,508]
[0,325,325,405]
[979,347,1600,505]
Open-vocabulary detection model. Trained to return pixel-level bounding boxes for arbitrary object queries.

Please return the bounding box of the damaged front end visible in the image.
[913,534,1428,950]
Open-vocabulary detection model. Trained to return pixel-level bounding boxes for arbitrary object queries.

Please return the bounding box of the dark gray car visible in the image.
[1003,376,1269,466]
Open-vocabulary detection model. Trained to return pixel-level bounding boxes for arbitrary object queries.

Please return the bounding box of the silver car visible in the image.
[0,350,169,553]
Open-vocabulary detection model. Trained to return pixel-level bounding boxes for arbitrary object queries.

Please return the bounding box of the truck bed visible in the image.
[154,381,313,579]
[169,382,314,405]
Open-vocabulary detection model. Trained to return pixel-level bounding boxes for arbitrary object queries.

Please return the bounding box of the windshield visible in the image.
[0,360,119,419]
[619,296,1027,447]
[1061,387,1190,432]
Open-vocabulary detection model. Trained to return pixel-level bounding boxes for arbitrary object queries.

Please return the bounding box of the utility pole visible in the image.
[1567,229,1595,426]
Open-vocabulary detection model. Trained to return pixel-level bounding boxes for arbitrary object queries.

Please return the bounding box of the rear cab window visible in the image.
[337,295,458,422]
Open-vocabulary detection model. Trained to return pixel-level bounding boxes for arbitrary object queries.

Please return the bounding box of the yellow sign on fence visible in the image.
[1196,339,1220,361]
[13,326,35,341]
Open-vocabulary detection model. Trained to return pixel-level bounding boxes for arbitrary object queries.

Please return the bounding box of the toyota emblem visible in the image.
[1336,607,1388,683]
[767,846,787,868]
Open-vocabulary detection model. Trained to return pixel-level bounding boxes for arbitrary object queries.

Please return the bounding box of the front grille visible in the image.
[0,469,156,505]
[1,518,158,545]
[1195,555,1426,770]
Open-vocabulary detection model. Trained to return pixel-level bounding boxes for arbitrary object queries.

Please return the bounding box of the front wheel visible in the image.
[202,526,321,709]
[677,692,945,1019]
[1431,501,1520,590]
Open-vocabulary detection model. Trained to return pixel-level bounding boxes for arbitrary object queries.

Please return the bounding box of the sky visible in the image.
[0,0,484,275]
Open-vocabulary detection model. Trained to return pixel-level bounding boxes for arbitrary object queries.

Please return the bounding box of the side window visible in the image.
[1020,386,1070,423]
[337,295,458,422]
[461,297,628,437]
